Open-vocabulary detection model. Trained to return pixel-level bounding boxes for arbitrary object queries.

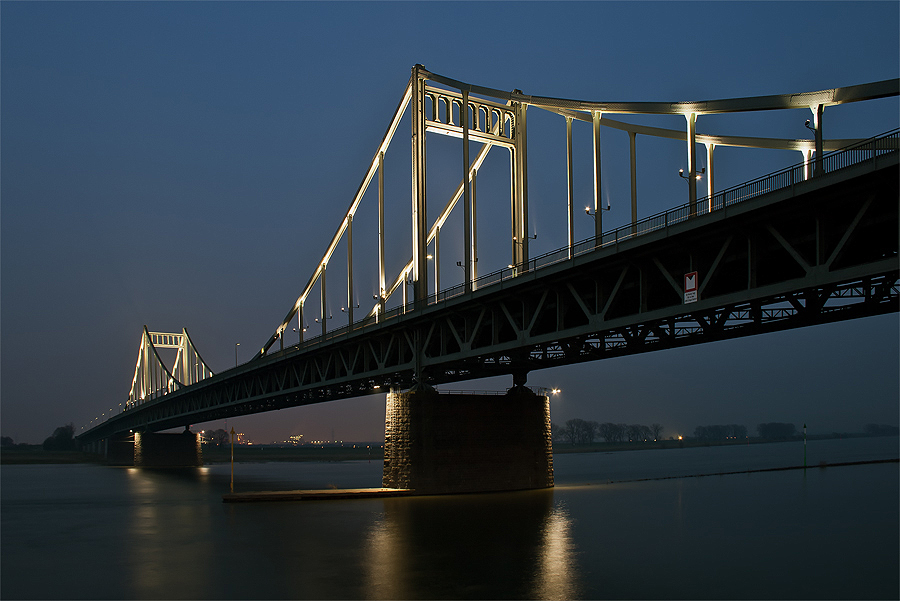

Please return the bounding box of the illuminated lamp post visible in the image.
[679,166,705,216]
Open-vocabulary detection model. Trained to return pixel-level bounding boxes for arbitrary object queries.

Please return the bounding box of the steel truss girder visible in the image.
[82,162,897,441]
[410,163,897,378]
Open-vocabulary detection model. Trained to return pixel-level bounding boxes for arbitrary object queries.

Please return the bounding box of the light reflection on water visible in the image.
[363,490,580,599]
[1,437,897,599]
[534,503,577,600]
[124,468,219,598]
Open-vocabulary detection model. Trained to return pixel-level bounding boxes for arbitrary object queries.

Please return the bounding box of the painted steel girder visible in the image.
[412,163,897,378]
[82,162,897,440]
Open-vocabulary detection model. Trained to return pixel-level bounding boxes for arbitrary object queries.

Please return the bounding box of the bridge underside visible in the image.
[83,160,898,440]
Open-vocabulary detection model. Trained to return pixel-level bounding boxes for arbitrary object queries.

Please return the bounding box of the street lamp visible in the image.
[235,343,240,367]
[584,202,610,220]
[679,166,705,181]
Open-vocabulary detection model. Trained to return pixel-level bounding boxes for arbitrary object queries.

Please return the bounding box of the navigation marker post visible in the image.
[230,427,236,493]
[803,423,807,469]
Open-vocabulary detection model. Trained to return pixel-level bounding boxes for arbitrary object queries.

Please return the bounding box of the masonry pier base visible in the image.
[104,433,137,466]
[87,431,202,467]
[382,386,554,494]
[135,431,202,467]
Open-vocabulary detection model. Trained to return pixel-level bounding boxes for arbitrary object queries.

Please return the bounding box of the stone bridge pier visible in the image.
[84,430,202,467]
[382,386,554,494]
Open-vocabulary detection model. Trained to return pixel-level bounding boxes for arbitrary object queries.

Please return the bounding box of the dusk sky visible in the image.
[2,1,898,445]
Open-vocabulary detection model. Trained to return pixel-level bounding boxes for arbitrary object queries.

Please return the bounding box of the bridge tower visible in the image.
[127,326,214,410]
[95,326,214,466]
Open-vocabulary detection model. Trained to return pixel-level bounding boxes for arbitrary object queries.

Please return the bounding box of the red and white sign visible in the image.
[684,271,698,303]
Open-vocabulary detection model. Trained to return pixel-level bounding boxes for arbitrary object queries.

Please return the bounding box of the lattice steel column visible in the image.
[298,302,304,343]
[142,329,150,401]
[179,331,189,384]
[629,130,636,234]
[512,99,529,267]
[434,225,440,295]
[566,116,575,259]
[811,104,824,176]
[594,111,604,240]
[347,214,354,327]
[320,262,327,338]
[472,168,478,281]
[706,142,715,211]
[378,151,386,315]
[411,65,428,307]
[686,112,698,215]
[463,90,472,292]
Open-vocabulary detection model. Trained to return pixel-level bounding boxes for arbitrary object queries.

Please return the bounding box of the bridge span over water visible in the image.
[79,68,899,447]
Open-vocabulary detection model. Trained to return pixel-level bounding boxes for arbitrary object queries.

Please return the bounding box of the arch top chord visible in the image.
[419,64,897,115]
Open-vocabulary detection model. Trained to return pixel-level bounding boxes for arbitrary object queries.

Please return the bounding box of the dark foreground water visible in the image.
[2,437,897,600]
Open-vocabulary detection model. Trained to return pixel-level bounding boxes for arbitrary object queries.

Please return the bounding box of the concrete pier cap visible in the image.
[382,384,554,494]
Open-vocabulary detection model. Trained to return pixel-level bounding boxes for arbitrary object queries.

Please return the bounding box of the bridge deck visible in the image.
[80,134,899,444]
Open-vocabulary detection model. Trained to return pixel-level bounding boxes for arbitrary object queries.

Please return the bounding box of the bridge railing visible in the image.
[498,128,900,277]
[275,129,898,355]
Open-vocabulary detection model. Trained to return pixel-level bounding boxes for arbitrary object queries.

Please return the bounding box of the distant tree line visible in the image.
[756,422,797,439]
[693,424,748,440]
[202,429,231,445]
[550,419,897,446]
[863,424,900,437]
[692,422,801,440]
[552,419,664,444]
[3,435,44,448]
[42,424,78,451]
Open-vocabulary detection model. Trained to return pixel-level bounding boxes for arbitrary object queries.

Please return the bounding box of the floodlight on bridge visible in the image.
[679,167,705,181]
[585,201,611,220]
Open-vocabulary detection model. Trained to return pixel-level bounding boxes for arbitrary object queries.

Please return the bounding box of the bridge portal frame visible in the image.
[125,326,214,412]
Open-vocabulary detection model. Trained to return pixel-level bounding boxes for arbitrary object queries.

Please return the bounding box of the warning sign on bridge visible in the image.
[684,271,698,304]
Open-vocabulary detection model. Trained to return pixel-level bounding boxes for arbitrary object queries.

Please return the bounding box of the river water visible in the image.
[2,437,897,599]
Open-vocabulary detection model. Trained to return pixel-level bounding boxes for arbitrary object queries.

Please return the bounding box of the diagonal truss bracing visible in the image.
[84,152,897,441]
[79,69,899,443]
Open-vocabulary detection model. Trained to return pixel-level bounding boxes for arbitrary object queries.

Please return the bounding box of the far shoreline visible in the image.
[2,433,896,465]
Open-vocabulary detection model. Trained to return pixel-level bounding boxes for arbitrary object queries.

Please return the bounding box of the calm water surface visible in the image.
[2,437,897,599]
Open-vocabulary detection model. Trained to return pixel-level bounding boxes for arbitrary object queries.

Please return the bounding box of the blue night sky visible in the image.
[2,2,898,444]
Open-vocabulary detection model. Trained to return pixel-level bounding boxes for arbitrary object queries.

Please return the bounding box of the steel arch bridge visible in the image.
[78,67,899,443]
